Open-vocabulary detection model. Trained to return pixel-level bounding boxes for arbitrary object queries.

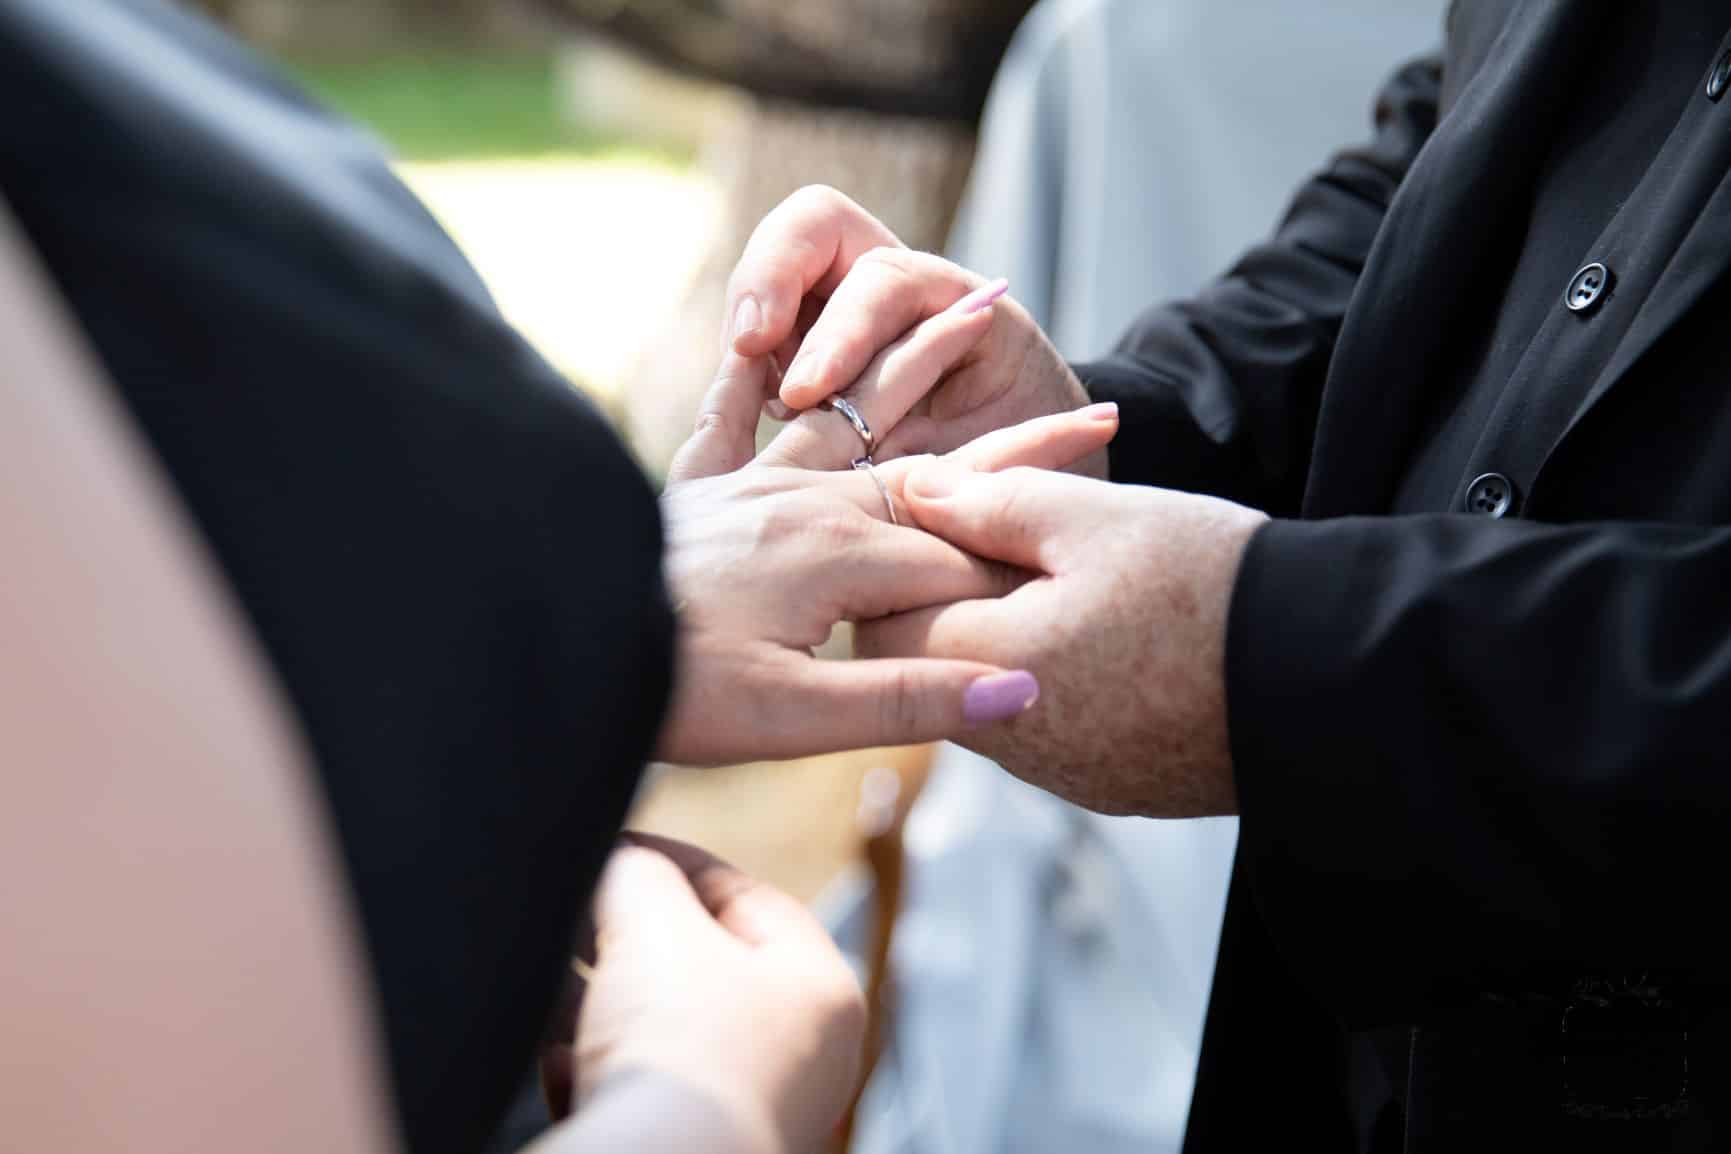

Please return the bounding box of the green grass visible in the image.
[288,52,685,164]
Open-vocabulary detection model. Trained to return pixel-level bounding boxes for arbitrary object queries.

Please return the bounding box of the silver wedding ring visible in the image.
[853,458,900,528]
[820,397,895,524]
[820,395,875,461]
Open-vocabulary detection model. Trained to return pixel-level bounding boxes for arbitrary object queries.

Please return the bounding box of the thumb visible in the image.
[901,460,1093,573]
[591,845,712,951]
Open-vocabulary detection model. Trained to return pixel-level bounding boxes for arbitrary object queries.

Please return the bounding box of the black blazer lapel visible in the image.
[1300,0,1595,518]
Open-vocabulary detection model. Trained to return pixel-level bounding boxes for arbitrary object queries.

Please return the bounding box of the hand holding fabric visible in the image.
[532,837,863,1154]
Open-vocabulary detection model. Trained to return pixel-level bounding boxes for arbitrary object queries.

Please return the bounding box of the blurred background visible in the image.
[193,2,1444,1151]
[192,0,1021,908]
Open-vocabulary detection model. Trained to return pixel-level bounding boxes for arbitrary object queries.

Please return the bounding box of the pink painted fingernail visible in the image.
[1082,402,1119,422]
[963,671,1040,726]
[954,278,1011,315]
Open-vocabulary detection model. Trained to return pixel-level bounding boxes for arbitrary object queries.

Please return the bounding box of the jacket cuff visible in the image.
[1073,358,1154,486]
[1073,356,1266,502]
[1224,517,1437,1022]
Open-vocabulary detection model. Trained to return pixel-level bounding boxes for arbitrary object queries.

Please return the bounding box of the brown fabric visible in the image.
[536,0,1034,120]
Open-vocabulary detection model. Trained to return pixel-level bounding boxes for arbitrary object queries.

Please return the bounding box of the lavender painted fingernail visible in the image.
[954,278,1011,315]
[963,671,1040,726]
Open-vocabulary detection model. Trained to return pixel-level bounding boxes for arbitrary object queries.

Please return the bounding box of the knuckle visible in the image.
[991,470,1043,532]
[756,492,859,554]
[856,245,914,282]
[999,465,1051,500]
[791,183,848,215]
[691,409,730,436]
[760,419,830,469]
[752,494,806,545]
[876,666,932,738]
[814,503,868,549]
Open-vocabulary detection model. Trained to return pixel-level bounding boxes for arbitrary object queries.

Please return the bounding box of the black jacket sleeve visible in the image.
[1073,57,1441,515]
[1229,514,1731,1022]
[0,4,674,1153]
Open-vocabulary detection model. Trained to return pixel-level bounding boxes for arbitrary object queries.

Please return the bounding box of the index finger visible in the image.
[725,185,903,358]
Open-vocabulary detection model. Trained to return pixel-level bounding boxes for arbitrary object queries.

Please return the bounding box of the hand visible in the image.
[560,837,865,1154]
[857,461,1269,817]
[724,186,1101,476]
[656,345,1119,766]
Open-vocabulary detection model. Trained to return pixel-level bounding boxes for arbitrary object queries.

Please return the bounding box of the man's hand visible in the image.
[857,462,1269,817]
[725,186,1102,476]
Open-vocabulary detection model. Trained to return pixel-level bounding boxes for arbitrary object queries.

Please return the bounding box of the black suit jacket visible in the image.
[0,4,674,1153]
[1080,3,1731,1149]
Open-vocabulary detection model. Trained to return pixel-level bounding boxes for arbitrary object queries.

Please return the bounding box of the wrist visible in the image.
[1209,508,1271,814]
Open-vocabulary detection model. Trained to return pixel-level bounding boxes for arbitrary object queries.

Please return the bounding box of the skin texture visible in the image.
[859,463,1267,818]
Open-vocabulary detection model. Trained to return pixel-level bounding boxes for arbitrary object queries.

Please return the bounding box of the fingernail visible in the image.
[1082,402,1119,422]
[907,461,968,502]
[765,398,794,421]
[782,346,812,392]
[963,671,1041,726]
[954,278,1011,315]
[732,294,763,344]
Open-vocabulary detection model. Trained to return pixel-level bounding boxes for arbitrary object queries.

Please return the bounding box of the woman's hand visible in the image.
[655,341,1118,766]
[723,186,1101,476]
[538,837,865,1154]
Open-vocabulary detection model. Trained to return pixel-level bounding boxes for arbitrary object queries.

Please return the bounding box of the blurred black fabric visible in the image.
[0,3,672,1153]
[534,0,1035,121]
[1079,2,1731,1149]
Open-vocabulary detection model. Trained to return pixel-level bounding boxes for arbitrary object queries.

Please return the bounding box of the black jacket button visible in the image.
[1465,472,1515,518]
[1565,262,1610,313]
[1710,48,1731,101]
